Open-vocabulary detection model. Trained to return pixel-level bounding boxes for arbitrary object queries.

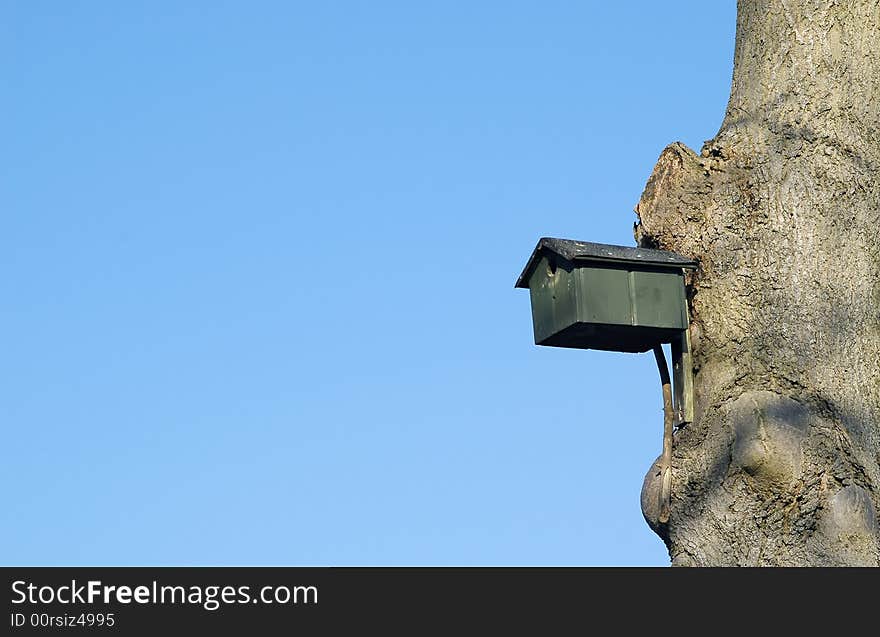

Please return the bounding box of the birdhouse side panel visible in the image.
[631,270,688,330]
[574,266,634,327]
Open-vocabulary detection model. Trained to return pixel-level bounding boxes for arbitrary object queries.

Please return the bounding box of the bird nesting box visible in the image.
[515,238,697,353]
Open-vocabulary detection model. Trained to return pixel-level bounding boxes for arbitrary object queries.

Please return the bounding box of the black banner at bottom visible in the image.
[2,567,875,634]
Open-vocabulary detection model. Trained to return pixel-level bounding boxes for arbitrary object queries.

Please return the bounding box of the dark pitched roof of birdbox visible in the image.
[515,237,698,288]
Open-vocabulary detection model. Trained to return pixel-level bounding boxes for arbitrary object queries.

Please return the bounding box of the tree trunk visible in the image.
[635,0,880,566]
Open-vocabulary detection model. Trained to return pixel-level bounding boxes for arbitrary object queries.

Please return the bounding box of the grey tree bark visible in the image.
[635,0,880,566]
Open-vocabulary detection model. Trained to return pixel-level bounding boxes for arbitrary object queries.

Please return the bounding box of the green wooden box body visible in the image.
[525,255,688,353]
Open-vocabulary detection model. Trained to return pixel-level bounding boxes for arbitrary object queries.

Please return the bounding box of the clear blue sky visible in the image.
[3,2,735,565]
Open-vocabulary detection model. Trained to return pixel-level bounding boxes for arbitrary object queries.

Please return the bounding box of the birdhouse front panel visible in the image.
[527,255,579,346]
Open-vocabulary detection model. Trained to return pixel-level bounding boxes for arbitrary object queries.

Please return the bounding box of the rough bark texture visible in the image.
[636,0,880,566]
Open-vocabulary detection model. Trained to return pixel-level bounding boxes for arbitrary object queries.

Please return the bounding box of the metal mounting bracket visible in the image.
[671,315,694,428]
